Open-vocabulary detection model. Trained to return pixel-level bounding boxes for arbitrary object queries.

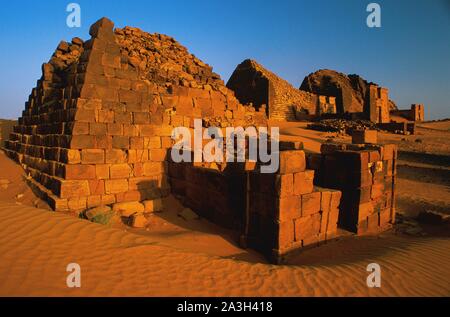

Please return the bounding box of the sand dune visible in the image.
[0,201,448,296]
[0,122,449,296]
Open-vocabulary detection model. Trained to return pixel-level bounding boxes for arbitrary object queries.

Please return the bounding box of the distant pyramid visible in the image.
[227,59,336,121]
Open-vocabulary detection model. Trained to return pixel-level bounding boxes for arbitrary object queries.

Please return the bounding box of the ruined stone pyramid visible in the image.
[4,17,266,212]
[227,59,336,121]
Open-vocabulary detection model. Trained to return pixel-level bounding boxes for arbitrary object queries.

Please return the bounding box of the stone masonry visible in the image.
[4,17,398,263]
[4,17,266,214]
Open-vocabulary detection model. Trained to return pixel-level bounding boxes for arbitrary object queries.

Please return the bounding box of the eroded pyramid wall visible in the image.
[4,17,267,213]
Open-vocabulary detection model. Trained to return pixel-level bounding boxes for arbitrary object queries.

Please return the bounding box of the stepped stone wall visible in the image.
[4,17,266,213]
[308,142,397,234]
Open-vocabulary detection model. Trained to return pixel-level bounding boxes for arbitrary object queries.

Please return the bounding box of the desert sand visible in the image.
[0,120,449,296]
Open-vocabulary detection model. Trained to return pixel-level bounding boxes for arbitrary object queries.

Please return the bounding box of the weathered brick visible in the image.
[60,149,81,164]
[149,149,167,162]
[88,179,105,195]
[276,196,301,222]
[95,135,112,149]
[74,108,96,123]
[105,149,127,164]
[60,180,90,198]
[279,150,306,174]
[96,164,110,179]
[130,137,144,149]
[276,220,295,250]
[105,179,129,194]
[294,213,321,241]
[110,163,132,179]
[301,191,321,217]
[70,135,96,149]
[274,174,293,197]
[101,194,116,205]
[71,122,89,135]
[67,197,87,211]
[115,111,132,124]
[139,125,154,136]
[65,164,96,180]
[144,136,161,149]
[97,109,114,123]
[87,195,102,208]
[133,112,150,124]
[112,136,129,149]
[143,161,164,176]
[81,149,105,164]
[89,123,107,135]
[293,170,314,195]
[107,123,123,136]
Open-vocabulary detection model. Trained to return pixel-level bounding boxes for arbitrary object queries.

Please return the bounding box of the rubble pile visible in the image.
[307,119,377,134]
[115,27,224,90]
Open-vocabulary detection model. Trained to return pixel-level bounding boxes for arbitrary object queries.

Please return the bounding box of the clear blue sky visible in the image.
[0,0,449,120]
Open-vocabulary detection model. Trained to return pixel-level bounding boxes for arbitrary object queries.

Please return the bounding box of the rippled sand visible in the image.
[0,202,448,296]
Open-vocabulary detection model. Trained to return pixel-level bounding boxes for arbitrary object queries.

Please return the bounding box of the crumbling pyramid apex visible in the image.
[89,17,114,38]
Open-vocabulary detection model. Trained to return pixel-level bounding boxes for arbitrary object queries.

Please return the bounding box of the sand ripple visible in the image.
[0,202,448,296]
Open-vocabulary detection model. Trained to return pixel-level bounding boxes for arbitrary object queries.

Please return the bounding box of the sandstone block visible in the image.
[96,164,110,179]
[294,213,321,241]
[70,122,89,135]
[105,179,129,194]
[276,220,295,250]
[143,198,163,212]
[274,174,293,197]
[70,135,96,149]
[110,163,132,179]
[113,201,145,217]
[105,149,127,164]
[89,123,107,135]
[60,180,90,198]
[301,191,321,217]
[65,164,96,180]
[88,179,105,196]
[129,214,148,228]
[143,161,164,176]
[60,149,81,164]
[107,123,123,136]
[276,196,301,222]
[81,149,105,164]
[150,149,167,162]
[293,170,314,195]
[279,150,306,174]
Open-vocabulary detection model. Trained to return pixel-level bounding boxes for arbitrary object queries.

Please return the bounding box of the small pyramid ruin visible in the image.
[4,17,266,212]
[227,59,336,121]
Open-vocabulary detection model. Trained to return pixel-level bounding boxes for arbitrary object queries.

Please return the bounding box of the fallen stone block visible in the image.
[129,214,148,228]
[112,201,144,217]
[143,198,163,212]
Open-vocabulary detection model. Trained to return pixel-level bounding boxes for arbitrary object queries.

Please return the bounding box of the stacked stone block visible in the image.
[168,155,246,229]
[309,142,397,234]
[245,150,341,262]
[4,17,267,214]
